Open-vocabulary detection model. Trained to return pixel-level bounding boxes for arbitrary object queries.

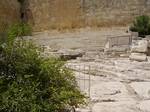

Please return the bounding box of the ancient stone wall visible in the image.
[26,0,84,31]
[83,0,150,26]
[25,0,150,31]
[0,0,20,33]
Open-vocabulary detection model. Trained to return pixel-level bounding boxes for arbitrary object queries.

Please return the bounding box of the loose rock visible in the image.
[57,49,85,60]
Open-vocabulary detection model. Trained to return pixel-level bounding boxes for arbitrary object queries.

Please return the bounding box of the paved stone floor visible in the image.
[67,56,150,112]
[30,27,150,112]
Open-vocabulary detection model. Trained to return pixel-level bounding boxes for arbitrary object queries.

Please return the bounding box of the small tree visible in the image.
[0,24,85,111]
[130,15,150,37]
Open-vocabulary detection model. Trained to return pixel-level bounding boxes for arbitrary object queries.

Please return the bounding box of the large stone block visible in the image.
[104,35,131,53]
[131,40,148,53]
[129,53,147,62]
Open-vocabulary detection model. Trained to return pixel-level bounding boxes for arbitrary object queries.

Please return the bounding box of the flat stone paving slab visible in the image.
[92,101,140,112]
[137,100,150,112]
[130,82,150,99]
[90,82,134,102]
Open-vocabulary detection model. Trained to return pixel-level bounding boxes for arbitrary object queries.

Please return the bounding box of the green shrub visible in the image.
[0,39,85,112]
[130,15,150,37]
[7,23,32,42]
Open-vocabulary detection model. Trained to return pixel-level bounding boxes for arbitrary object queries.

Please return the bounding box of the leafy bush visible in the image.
[0,39,85,112]
[7,23,32,42]
[130,15,150,37]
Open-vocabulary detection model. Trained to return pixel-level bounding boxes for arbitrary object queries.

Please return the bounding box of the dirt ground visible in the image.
[30,27,128,51]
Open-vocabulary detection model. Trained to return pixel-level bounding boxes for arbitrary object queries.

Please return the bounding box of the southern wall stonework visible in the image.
[26,0,150,31]
[0,0,20,33]
[1,0,150,32]
[25,0,83,31]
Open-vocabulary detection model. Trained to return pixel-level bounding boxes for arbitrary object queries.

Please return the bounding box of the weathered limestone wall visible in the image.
[1,0,150,32]
[22,0,150,31]
[0,0,20,33]
[26,0,83,31]
[84,0,150,26]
